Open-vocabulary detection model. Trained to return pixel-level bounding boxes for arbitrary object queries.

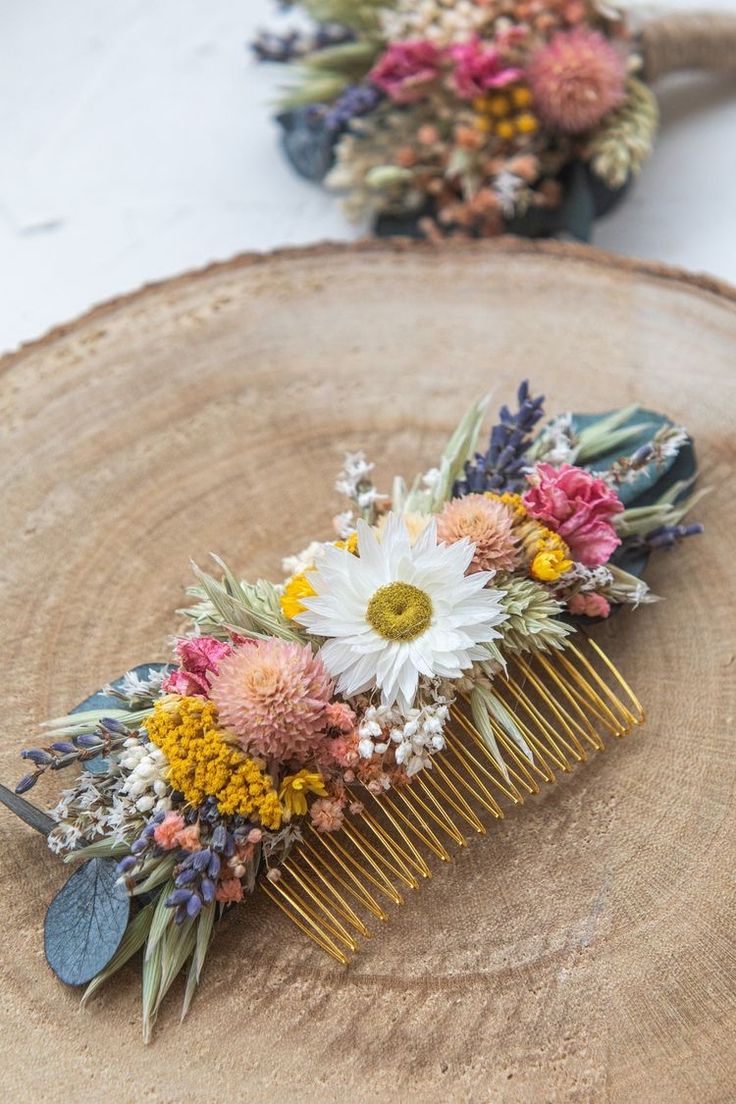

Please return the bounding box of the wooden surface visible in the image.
[0,239,734,1104]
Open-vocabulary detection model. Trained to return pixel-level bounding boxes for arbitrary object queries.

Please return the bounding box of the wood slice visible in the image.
[1,239,734,1103]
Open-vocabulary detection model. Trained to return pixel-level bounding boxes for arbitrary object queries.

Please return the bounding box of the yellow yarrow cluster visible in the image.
[145,696,282,828]
[529,527,574,582]
[473,86,539,141]
[484,491,528,520]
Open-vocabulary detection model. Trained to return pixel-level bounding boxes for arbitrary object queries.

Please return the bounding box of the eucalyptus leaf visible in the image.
[277,106,336,182]
[44,858,130,986]
[0,783,56,838]
[81,901,156,1007]
[572,408,677,506]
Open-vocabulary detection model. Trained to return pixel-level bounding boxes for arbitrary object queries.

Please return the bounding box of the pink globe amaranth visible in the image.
[527,29,626,133]
[522,463,624,566]
[450,36,523,100]
[567,592,611,618]
[209,639,334,764]
[369,40,442,104]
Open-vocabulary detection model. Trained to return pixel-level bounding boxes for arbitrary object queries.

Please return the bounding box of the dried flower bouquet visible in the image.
[256,0,660,240]
[1,383,703,1040]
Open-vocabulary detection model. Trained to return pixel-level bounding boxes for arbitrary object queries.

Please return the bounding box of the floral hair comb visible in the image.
[1,383,703,1040]
[255,2,736,241]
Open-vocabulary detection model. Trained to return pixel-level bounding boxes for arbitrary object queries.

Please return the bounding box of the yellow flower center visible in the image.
[366,581,433,642]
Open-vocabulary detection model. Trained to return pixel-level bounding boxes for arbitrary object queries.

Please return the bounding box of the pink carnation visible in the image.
[523,463,623,566]
[162,636,234,697]
[568,592,611,619]
[369,40,442,104]
[209,639,334,764]
[449,36,523,100]
[527,29,626,133]
[153,812,186,850]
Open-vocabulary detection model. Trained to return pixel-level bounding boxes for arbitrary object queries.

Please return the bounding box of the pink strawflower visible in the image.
[369,40,442,104]
[527,29,626,133]
[437,493,519,573]
[162,636,234,697]
[522,463,624,566]
[568,592,611,618]
[450,36,523,100]
[175,824,201,852]
[209,639,334,763]
[310,797,346,834]
[153,812,186,850]
[325,701,356,735]
[246,828,262,845]
[215,877,244,904]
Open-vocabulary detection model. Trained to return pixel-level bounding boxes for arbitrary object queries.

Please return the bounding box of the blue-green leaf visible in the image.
[572,408,697,510]
[44,858,130,986]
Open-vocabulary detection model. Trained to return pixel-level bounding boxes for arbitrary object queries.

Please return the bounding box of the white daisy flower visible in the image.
[296,514,507,711]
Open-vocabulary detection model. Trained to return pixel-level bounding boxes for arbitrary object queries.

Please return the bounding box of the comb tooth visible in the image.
[511,656,591,761]
[485,720,543,795]
[381,790,453,862]
[301,837,390,921]
[550,650,626,736]
[260,877,352,964]
[440,736,505,819]
[288,849,372,938]
[402,777,468,848]
[532,652,608,750]
[494,673,576,773]
[584,636,645,724]
[308,824,404,906]
[423,759,486,834]
[280,862,361,952]
[567,638,643,731]
[358,803,432,881]
[340,819,419,891]
[449,707,525,803]
[451,704,540,798]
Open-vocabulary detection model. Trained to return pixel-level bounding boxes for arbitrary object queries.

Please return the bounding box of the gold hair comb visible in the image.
[261,634,643,963]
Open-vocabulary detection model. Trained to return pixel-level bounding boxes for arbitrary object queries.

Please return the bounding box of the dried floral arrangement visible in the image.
[1,383,704,1041]
[255,0,660,240]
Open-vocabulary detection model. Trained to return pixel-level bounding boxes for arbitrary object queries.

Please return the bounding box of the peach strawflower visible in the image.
[153,812,186,850]
[527,29,626,133]
[209,640,334,763]
[436,494,519,573]
[310,796,346,833]
[215,878,244,904]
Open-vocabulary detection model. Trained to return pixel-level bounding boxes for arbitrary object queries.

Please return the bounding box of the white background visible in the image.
[1,0,735,354]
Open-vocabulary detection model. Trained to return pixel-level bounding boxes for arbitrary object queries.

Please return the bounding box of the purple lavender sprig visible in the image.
[15,718,125,794]
[324,83,384,133]
[639,522,704,552]
[454,381,545,496]
[251,23,354,63]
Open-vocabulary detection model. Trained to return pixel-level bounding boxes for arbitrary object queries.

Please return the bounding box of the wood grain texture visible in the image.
[0,238,734,1104]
